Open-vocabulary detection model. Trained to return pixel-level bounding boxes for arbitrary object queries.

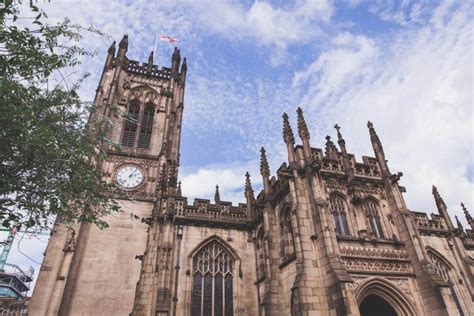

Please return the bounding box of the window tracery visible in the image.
[121,102,140,147]
[138,104,154,149]
[280,206,295,259]
[330,195,350,235]
[363,199,385,239]
[191,240,234,316]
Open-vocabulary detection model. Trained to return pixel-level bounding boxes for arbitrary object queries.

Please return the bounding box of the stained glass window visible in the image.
[138,104,154,149]
[121,102,140,147]
[363,199,384,239]
[330,195,350,235]
[191,240,234,316]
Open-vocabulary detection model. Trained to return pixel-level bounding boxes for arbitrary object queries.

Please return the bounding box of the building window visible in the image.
[121,102,140,147]
[138,104,154,149]
[363,199,384,239]
[427,250,465,315]
[256,228,266,280]
[280,206,295,258]
[191,240,234,316]
[330,195,350,235]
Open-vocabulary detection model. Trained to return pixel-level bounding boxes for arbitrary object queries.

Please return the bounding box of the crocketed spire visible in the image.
[296,107,310,140]
[148,51,154,65]
[325,135,338,159]
[282,113,295,144]
[260,147,270,177]
[119,34,128,50]
[214,185,221,205]
[244,172,255,200]
[462,202,472,222]
[432,185,447,211]
[177,181,182,197]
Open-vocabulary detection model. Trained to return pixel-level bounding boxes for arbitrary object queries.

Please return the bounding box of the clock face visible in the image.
[116,165,144,189]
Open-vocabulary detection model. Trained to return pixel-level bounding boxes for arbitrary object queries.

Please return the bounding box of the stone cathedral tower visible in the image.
[30,37,474,316]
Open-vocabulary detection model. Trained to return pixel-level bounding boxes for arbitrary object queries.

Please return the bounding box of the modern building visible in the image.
[29,36,474,316]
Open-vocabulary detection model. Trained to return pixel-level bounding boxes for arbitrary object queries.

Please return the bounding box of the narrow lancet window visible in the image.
[330,195,350,235]
[363,199,385,239]
[280,206,296,258]
[138,104,154,149]
[121,102,140,147]
[191,239,234,316]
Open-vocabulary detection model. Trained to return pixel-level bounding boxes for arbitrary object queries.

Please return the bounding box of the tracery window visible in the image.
[121,102,140,147]
[363,199,385,239]
[256,228,266,280]
[280,206,295,258]
[330,195,350,235]
[427,250,465,315]
[191,240,234,316]
[138,104,154,149]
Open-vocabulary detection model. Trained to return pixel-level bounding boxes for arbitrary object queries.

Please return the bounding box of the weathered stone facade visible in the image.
[29,37,474,316]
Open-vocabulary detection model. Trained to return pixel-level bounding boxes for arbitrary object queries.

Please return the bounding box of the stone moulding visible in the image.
[340,246,413,276]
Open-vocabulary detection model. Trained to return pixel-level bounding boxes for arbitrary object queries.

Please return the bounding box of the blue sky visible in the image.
[7,0,473,293]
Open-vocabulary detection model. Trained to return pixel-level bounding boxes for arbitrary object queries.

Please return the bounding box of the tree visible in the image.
[0,1,126,231]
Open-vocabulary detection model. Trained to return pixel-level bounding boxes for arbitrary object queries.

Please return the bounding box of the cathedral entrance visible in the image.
[359,294,397,316]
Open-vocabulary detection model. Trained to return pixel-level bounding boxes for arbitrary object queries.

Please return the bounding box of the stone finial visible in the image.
[367,120,385,156]
[108,41,116,54]
[432,185,447,210]
[296,107,310,140]
[282,113,295,145]
[214,185,221,205]
[334,124,343,142]
[455,215,463,230]
[325,135,338,159]
[181,58,187,73]
[172,47,181,62]
[244,172,255,200]
[119,35,128,50]
[462,202,472,222]
[260,147,270,177]
[148,51,154,65]
[177,181,182,197]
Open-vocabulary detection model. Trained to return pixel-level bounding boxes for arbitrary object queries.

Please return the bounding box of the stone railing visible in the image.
[354,159,381,178]
[0,299,28,316]
[310,148,381,179]
[172,199,249,224]
[122,59,172,79]
[410,211,448,235]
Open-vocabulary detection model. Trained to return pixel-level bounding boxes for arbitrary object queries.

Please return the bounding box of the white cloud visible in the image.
[293,0,473,222]
[189,0,333,46]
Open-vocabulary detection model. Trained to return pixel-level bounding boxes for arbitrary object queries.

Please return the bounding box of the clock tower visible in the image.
[29,35,187,315]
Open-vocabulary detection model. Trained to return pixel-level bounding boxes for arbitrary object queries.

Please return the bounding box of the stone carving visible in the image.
[341,246,413,275]
[63,229,76,252]
[390,278,411,296]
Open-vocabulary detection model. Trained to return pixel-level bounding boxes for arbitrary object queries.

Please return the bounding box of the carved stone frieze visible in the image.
[349,183,386,200]
[325,179,346,193]
[341,246,413,275]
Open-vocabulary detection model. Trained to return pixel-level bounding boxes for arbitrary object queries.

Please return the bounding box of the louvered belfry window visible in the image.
[138,104,154,149]
[191,240,234,316]
[121,102,140,147]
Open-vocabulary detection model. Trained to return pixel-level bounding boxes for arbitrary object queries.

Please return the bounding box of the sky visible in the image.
[5,0,473,294]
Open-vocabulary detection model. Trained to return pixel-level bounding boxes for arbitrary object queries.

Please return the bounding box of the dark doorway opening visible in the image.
[359,294,397,316]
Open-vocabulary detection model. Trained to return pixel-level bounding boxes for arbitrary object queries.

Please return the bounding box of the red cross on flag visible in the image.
[159,34,178,43]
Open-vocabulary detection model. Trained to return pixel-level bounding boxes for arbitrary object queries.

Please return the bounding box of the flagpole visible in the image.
[153,34,158,64]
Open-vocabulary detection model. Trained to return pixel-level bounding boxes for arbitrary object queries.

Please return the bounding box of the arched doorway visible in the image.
[359,294,397,316]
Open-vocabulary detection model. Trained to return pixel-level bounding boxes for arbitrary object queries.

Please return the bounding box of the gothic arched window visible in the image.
[121,102,140,147]
[330,194,350,235]
[363,199,384,239]
[427,250,465,315]
[256,228,266,280]
[138,104,154,149]
[191,240,234,316]
[280,206,295,259]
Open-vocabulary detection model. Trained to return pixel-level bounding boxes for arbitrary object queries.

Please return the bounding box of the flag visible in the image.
[160,34,178,43]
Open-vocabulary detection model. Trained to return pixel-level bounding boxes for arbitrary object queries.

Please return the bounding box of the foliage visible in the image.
[0,1,125,231]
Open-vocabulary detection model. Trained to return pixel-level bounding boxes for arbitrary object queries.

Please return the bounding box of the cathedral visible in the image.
[29,36,474,316]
